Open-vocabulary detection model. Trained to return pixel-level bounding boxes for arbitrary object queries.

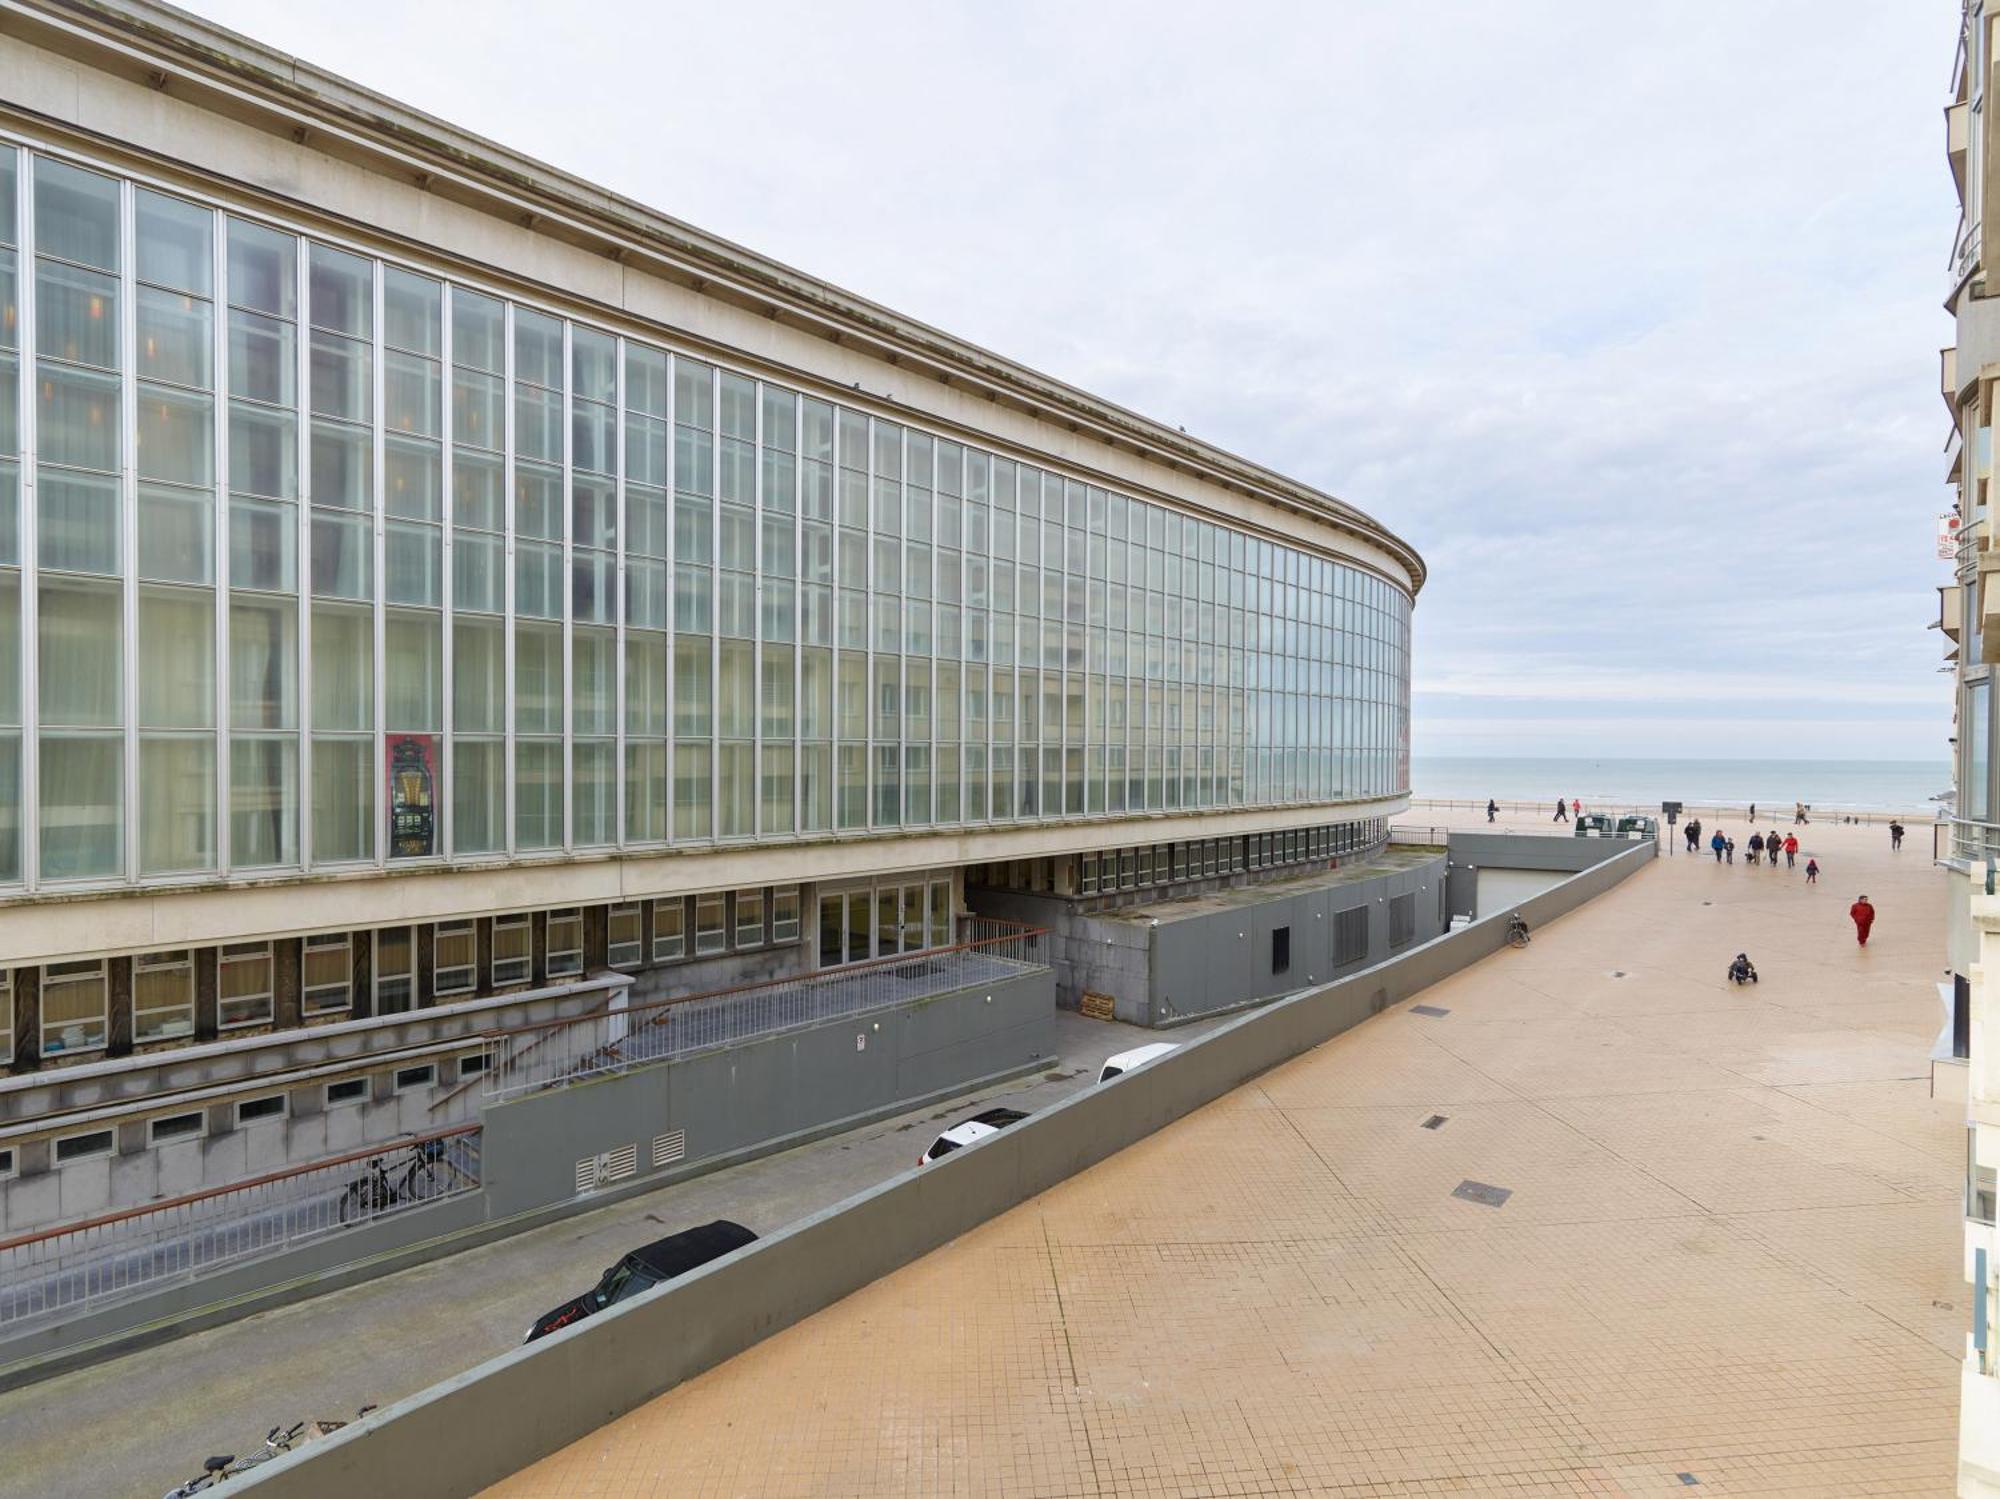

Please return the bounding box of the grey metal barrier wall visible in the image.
[232,838,1654,1499]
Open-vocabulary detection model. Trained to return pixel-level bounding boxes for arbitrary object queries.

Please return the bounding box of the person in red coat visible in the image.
[1849,895,1876,947]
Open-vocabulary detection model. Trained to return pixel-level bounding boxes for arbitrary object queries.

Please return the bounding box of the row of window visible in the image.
[9,884,806,1061]
[0,141,1411,891]
[0,1053,489,1181]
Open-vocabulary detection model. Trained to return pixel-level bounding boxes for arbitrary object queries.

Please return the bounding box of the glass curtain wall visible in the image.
[0,143,1411,894]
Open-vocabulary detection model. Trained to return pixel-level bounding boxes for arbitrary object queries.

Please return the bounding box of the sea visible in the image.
[1410,756,1950,816]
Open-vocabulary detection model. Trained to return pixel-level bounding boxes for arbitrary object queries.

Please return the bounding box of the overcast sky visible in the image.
[180,0,1961,764]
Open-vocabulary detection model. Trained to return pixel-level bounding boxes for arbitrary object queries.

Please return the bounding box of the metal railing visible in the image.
[0,1125,481,1332]
[1943,815,2000,865]
[484,919,1048,1101]
[1410,797,1930,827]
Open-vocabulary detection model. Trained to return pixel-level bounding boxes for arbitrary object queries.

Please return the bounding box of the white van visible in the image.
[1097,1042,1179,1084]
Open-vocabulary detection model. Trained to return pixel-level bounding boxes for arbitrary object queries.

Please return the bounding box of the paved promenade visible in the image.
[489,814,1964,1498]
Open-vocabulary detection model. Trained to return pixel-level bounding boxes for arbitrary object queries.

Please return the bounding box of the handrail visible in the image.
[474,919,1047,1046]
[0,1122,481,1254]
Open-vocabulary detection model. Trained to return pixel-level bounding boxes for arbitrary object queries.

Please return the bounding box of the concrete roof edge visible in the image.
[14,0,1426,593]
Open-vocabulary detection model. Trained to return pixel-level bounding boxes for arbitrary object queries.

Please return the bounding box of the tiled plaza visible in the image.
[488,814,1963,1498]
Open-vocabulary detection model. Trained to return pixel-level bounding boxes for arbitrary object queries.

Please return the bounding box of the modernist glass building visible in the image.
[0,1,1420,1075]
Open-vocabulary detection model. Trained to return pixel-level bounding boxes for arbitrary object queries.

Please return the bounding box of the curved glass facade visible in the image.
[0,143,1412,891]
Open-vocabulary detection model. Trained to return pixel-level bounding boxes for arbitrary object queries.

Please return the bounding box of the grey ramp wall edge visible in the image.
[233,839,1652,1499]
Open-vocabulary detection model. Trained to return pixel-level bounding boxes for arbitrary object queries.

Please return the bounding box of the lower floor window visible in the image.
[433,921,476,997]
[218,941,274,1029]
[492,915,532,986]
[302,933,353,1015]
[133,951,196,1043]
[547,908,584,978]
[41,960,108,1056]
[607,904,642,968]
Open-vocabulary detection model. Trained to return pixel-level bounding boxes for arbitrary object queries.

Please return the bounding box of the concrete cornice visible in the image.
[0,0,1425,593]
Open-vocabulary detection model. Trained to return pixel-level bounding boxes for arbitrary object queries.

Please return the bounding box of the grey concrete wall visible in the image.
[974,853,1451,1027]
[1149,853,1448,1024]
[1474,867,1563,916]
[0,970,1054,1385]
[231,840,1653,1499]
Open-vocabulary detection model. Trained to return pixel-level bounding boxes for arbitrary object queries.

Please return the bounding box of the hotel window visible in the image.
[217,941,274,1029]
[652,898,686,962]
[546,908,584,978]
[55,1128,115,1164]
[929,882,951,949]
[235,1093,286,1126]
[1078,853,1098,895]
[375,926,415,1012]
[734,889,766,950]
[132,951,196,1043]
[301,933,353,1015]
[457,1052,489,1082]
[325,1076,368,1107]
[771,887,801,945]
[694,894,726,956]
[0,969,12,1061]
[433,921,476,997]
[607,904,643,968]
[491,915,532,987]
[393,1062,436,1092]
[41,959,108,1056]
[0,1148,14,1179]
[148,1110,205,1146]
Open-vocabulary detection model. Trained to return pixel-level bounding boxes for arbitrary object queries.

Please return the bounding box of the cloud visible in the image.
[176,0,1963,763]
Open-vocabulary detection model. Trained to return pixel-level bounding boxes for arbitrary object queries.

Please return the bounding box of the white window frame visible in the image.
[0,1145,14,1179]
[40,959,109,1057]
[217,941,275,1030]
[694,893,727,956]
[393,1062,436,1092]
[492,915,532,987]
[433,920,476,998]
[148,1110,207,1146]
[771,886,801,945]
[457,1052,489,1081]
[324,1077,369,1108]
[607,903,643,969]
[651,898,686,962]
[54,1127,116,1164]
[235,1094,288,1127]
[546,908,584,978]
[132,951,197,1045]
[374,927,417,1011]
[301,933,354,1016]
[734,888,766,950]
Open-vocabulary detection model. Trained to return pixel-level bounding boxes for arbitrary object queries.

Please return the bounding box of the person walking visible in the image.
[1805,858,1819,884]
[1849,894,1876,947]
[1685,819,1701,854]
[1766,830,1783,872]
[1889,820,1905,851]
[1782,833,1798,868]
[1572,797,1582,819]
[1746,832,1763,866]
[1794,801,1808,826]
[1487,798,1497,823]
[1749,802,1757,825]
[1554,797,1568,823]
[1725,836,1736,864]
[1710,829,1726,863]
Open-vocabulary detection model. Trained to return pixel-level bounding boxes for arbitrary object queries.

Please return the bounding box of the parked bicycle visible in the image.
[162,1409,376,1494]
[337,1138,453,1223]
[1506,913,1531,949]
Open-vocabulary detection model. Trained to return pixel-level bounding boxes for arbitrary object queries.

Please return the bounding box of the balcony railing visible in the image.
[0,1125,481,1333]
[483,919,1048,1100]
[1942,816,2000,866]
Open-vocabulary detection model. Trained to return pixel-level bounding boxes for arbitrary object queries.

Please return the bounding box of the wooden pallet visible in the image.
[1079,990,1117,1022]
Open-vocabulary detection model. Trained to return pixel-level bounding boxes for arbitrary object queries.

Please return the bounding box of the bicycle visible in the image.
[337,1139,451,1223]
[1505,913,1531,949]
[160,1424,302,1495]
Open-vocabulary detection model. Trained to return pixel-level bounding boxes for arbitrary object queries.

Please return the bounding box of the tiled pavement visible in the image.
[487,815,1963,1498]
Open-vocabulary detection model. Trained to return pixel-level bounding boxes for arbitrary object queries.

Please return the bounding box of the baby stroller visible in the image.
[1727,953,1758,986]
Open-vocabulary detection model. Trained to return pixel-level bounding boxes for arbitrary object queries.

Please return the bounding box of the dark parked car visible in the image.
[524,1219,757,1343]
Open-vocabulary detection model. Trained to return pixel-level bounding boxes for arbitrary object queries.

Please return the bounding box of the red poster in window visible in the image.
[386,733,437,858]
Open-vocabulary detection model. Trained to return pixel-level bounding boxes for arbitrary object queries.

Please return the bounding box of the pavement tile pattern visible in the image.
[487,814,1962,1498]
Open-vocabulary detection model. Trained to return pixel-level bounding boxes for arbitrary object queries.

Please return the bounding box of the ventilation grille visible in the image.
[575,1142,640,1193]
[652,1130,686,1168]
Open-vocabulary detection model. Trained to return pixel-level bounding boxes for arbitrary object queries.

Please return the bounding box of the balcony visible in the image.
[1978,551,2000,662]
[1951,100,1970,201]
[1947,346,1962,420]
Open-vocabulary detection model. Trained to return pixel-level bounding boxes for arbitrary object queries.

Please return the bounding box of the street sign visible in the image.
[1940,511,1963,561]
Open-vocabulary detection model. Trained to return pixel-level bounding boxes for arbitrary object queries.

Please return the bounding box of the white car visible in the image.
[1097,1042,1179,1084]
[918,1107,1027,1165]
